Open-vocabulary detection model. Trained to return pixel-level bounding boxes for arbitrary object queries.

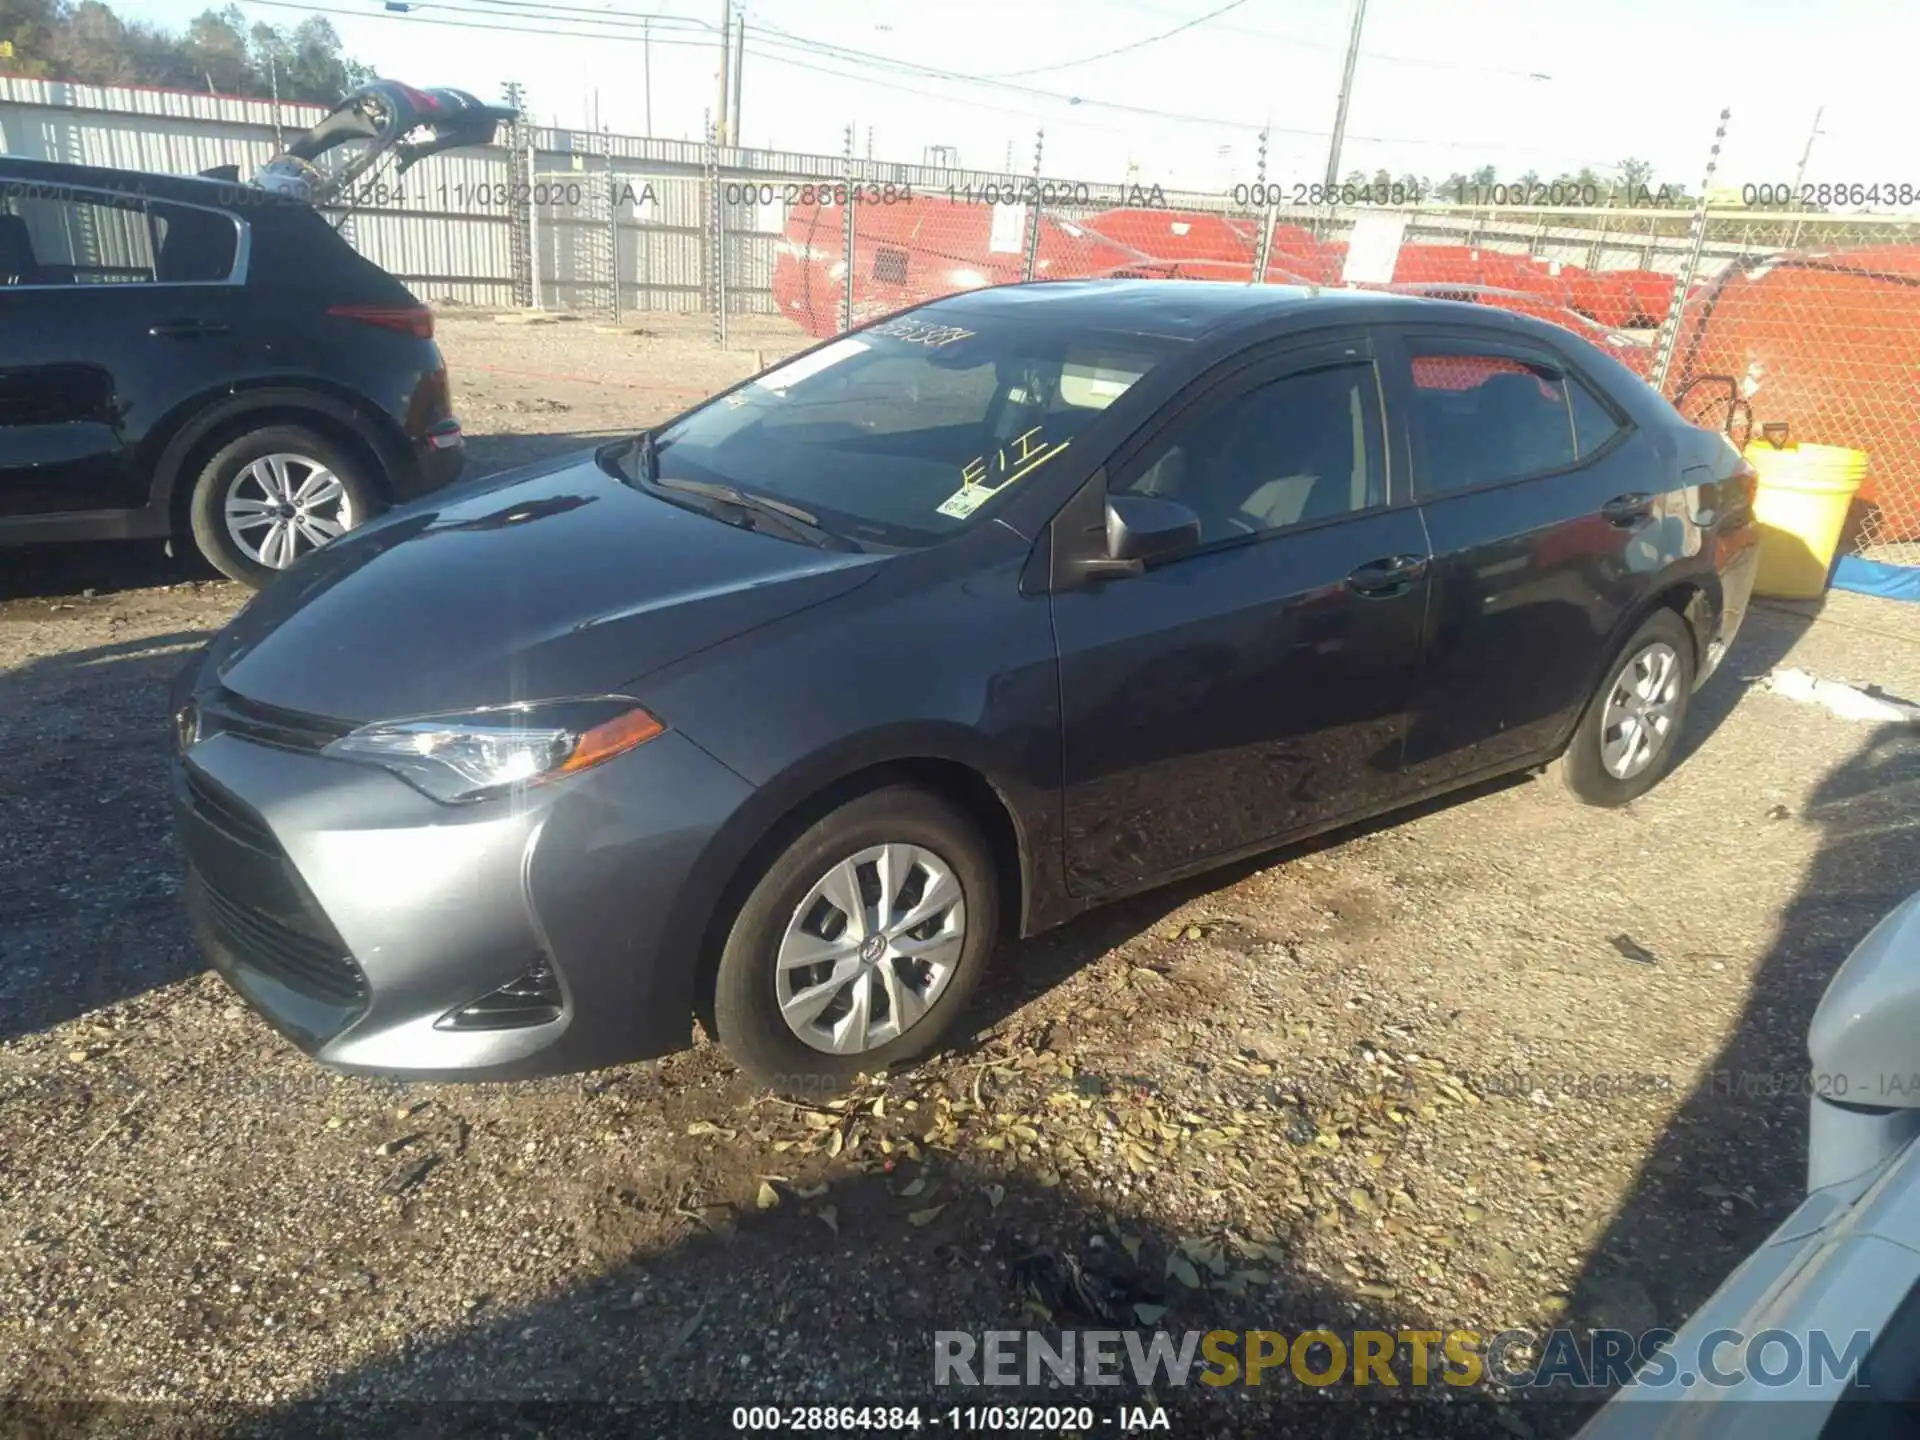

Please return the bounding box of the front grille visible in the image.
[182,764,280,854]
[196,686,351,754]
[198,880,368,1008]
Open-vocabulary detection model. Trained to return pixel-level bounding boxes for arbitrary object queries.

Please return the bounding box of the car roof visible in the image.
[914,277,1585,346]
[0,154,302,212]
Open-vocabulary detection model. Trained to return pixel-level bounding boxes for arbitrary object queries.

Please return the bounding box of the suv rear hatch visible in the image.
[204,81,516,206]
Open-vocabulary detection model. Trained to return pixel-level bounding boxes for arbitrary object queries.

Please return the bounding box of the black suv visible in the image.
[0,82,513,586]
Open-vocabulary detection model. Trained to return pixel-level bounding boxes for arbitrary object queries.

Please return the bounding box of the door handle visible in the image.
[1602,492,1654,527]
[1346,553,1428,598]
[148,320,230,339]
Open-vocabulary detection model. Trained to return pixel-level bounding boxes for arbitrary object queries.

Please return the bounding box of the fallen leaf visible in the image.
[826,1130,845,1158]
[817,1205,839,1235]
[686,1120,737,1139]
[986,1184,1005,1211]
[1356,1281,1399,1301]
[796,1183,829,1199]
[908,1205,947,1227]
[1121,1234,1143,1261]
[870,1096,887,1119]
[900,1177,928,1198]
[1166,1256,1202,1289]
[1133,1302,1168,1325]
[756,1181,780,1210]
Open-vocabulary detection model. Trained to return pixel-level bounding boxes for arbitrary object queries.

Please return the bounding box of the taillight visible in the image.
[327,304,434,340]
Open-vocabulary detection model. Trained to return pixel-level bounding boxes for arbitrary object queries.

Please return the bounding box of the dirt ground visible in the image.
[5,311,1920,1436]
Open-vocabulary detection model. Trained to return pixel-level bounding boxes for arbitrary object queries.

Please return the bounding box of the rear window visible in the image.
[652,315,1186,546]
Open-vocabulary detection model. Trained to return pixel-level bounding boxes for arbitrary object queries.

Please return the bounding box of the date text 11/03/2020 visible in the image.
[730,1406,1170,1431]
[719,181,1173,209]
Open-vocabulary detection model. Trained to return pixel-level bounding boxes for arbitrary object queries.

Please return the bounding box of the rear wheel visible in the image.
[188,424,378,587]
[1557,608,1696,806]
[711,787,1000,1095]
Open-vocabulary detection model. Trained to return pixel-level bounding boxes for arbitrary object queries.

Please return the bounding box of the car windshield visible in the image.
[646,314,1186,547]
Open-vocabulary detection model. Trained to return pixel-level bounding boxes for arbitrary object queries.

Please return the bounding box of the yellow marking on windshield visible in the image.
[937,426,1071,519]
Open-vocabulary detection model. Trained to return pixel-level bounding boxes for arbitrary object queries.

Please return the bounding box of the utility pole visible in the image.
[643,22,653,136]
[1787,105,1824,244]
[1321,0,1368,192]
[715,0,732,146]
[729,11,744,149]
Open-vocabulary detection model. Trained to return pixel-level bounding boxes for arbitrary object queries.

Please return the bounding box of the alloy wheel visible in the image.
[224,453,357,570]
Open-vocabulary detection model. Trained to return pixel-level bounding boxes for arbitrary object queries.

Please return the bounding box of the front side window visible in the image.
[649,313,1184,547]
[1408,347,1580,493]
[1113,361,1386,543]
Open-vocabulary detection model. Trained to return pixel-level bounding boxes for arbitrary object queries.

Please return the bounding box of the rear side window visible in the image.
[150,202,239,282]
[1567,375,1624,456]
[1408,347,1578,494]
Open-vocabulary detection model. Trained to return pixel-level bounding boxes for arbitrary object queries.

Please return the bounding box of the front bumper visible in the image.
[171,722,752,1080]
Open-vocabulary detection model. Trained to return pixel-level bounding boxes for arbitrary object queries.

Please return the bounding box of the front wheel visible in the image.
[1557,608,1697,806]
[188,425,378,587]
[711,787,1000,1095]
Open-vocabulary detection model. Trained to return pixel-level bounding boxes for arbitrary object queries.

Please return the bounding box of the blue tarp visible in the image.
[1833,555,1920,603]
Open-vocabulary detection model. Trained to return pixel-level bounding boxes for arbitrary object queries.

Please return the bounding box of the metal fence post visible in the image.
[706,121,726,347]
[1021,127,1044,283]
[841,122,856,334]
[1651,107,1731,393]
[606,146,622,324]
[523,133,541,310]
[1252,125,1273,286]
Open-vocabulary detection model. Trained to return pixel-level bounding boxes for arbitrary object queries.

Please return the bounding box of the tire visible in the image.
[187,424,379,588]
[1556,608,1697,807]
[712,787,1001,1095]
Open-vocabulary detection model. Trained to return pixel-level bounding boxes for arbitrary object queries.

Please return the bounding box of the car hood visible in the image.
[205,449,884,725]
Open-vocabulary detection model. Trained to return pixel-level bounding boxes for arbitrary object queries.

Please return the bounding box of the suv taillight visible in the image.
[327,304,434,340]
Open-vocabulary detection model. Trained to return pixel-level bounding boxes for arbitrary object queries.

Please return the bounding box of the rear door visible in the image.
[1051,332,1432,895]
[0,184,244,523]
[1378,324,1668,787]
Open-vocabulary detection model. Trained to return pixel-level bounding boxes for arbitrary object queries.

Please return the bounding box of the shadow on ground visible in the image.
[0,630,213,1042]
[1555,604,1920,1429]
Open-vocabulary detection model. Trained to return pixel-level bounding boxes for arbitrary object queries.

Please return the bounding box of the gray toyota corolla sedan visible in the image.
[170,281,1760,1092]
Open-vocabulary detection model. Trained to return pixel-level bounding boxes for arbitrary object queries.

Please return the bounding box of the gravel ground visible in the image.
[4,313,1920,1436]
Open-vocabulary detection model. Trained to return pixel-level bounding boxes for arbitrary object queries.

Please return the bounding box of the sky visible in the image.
[120,0,1920,197]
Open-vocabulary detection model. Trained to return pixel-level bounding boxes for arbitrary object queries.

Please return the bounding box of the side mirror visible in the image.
[1079,494,1201,580]
[1806,891,1920,1191]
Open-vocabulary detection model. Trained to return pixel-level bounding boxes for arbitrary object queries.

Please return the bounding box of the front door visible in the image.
[1379,325,1669,788]
[1052,335,1432,895]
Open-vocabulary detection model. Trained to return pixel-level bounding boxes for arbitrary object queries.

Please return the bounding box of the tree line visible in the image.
[1339,159,1688,205]
[1,0,372,105]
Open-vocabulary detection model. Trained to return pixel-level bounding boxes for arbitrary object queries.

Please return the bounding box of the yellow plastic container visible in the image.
[1745,440,1869,600]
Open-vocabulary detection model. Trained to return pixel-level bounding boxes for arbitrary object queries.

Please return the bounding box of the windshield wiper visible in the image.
[645,472,853,552]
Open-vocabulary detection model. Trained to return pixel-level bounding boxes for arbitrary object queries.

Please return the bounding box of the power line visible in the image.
[981,0,1249,79]
[275,0,1618,170]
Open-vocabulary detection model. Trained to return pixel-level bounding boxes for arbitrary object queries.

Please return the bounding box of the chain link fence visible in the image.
[308,125,1920,571]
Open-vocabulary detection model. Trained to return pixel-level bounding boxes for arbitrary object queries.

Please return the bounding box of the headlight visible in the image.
[321,697,664,803]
